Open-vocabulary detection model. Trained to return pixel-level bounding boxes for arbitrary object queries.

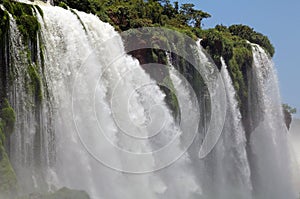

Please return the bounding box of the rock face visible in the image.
[284,109,292,130]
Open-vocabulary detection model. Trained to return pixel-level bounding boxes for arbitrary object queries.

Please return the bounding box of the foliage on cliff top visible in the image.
[199,25,253,108]
[52,0,274,56]
[228,24,275,57]
[53,0,210,31]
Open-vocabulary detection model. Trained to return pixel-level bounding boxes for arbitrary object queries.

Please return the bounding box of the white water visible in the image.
[218,58,252,199]
[167,52,252,198]
[8,12,54,194]
[249,44,296,199]
[192,57,252,199]
[2,2,298,199]
[34,5,202,199]
[168,59,203,198]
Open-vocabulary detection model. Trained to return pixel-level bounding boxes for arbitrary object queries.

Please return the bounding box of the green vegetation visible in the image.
[43,187,90,199]
[1,0,44,102]
[27,64,43,102]
[51,0,274,112]
[161,75,180,119]
[2,0,40,44]
[0,3,45,196]
[0,145,17,198]
[0,100,17,198]
[282,103,296,129]
[283,103,297,114]
[35,5,44,18]
[0,99,16,137]
[0,8,9,45]
[199,25,253,108]
[0,0,279,197]
[53,0,210,31]
[58,2,68,10]
[229,24,275,57]
[16,187,90,199]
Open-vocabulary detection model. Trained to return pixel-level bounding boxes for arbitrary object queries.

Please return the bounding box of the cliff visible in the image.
[0,0,295,198]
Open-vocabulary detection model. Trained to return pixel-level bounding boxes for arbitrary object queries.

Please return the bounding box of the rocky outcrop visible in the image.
[284,109,292,130]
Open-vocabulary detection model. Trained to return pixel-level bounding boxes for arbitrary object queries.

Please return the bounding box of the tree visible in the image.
[180,3,194,16]
[283,104,297,114]
[174,1,179,13]
[179,3,210,28]
[192,10,211,28]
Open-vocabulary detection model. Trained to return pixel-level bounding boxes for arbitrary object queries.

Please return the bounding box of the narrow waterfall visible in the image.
[8,10,55,193]
[168,44,252,199]
[168,59,203,198]
[218,58,252,199]
[248,44,296,199]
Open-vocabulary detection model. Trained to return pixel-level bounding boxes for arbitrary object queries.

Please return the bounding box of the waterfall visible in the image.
[167,50,252,198]
[217,58,252,199]
[1,1,297,199]
[34,5,203,199]
[248,44,296,199]
[8,11,55,194]
[168,58,203,198]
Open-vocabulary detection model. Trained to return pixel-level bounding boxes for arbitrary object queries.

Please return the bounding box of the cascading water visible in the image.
[168,47,252,198]
[248,44,296,199]
[7,10,55,194]
[217,58,252,199]
[35,5,202,199]
[1,1,298,199]
[167,58,203,198]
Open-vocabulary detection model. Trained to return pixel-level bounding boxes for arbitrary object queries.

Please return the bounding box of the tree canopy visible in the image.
[54,0,211,31]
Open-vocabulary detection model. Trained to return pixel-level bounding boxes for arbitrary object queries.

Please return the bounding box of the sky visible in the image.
[174,0,300,118]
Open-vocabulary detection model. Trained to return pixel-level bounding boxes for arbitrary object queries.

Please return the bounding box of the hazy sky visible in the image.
[174,0,300,118]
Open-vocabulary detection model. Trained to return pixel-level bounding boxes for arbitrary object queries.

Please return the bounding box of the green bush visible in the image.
[229,24,275,57]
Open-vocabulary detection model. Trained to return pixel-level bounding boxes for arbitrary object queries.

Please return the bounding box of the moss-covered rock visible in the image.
[0,98,17,198]
[16,187,90,199]
[160,75,180,120]
[0,144,17,199]
[27,64,43,102]
[0,99,15,137]
[2,0,39,44]
[58,2,68,10]
[0,9,9,44]
[34,5,44,18]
